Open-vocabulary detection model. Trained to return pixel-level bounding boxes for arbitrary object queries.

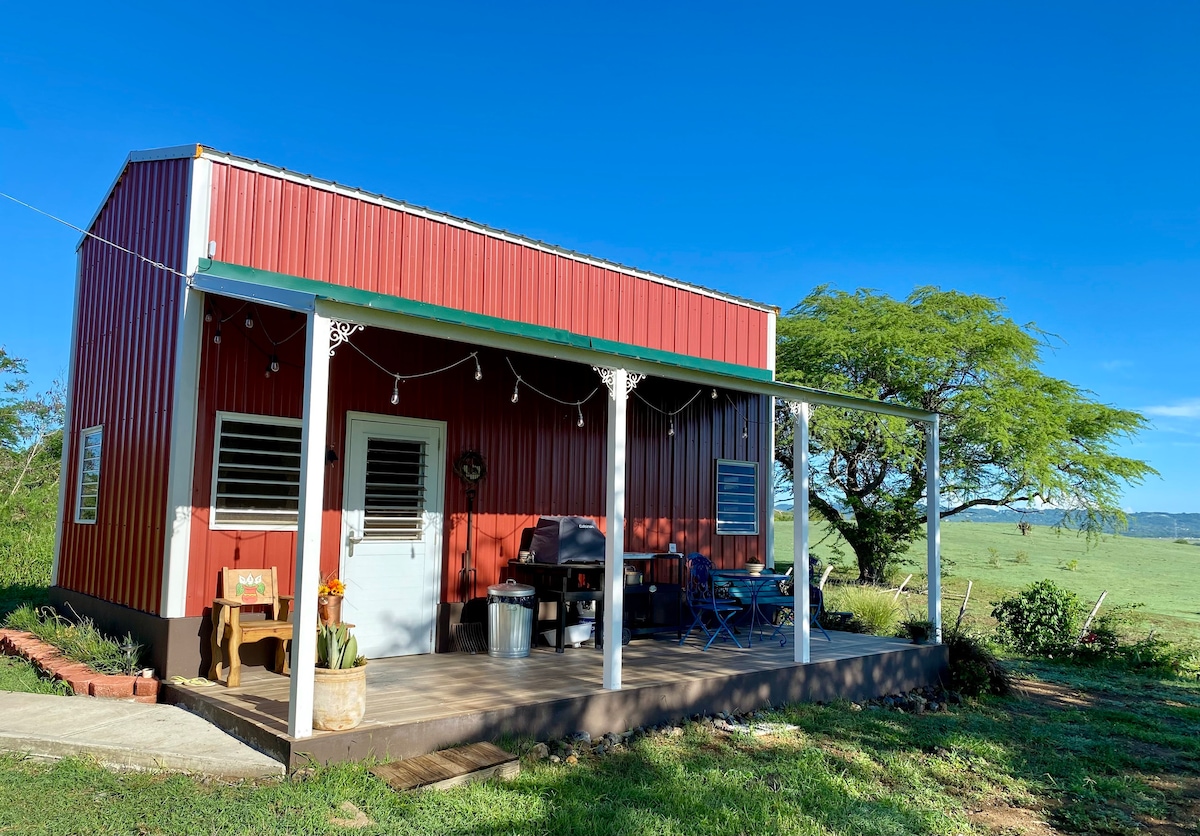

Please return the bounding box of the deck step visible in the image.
[370,742,519,791]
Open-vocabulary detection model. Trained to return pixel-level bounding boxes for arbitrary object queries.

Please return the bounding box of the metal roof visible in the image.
[193,258,935,423]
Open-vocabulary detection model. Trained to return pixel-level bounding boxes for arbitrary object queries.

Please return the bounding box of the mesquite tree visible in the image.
[775,287,1155,583]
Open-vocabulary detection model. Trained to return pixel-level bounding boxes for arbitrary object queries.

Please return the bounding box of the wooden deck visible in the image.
[166,631,947,767]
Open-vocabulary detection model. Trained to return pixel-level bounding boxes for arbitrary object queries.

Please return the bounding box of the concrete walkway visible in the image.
[0,691,285,778]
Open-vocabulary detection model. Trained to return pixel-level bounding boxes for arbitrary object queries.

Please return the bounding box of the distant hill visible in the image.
[773,503,1200,539]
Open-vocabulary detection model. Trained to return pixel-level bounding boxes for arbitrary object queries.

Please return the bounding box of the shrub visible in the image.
[824,585,901,636]
[991,580,1084,657]
[900,617,934,643]
[1013,550,1030,565]
[943,628,1012,697]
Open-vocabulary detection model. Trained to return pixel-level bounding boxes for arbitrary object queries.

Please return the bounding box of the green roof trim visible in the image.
[197,259,775,384]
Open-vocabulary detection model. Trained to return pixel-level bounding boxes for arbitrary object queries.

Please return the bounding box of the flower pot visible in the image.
[312,663,367,731]
[318,594,343,627]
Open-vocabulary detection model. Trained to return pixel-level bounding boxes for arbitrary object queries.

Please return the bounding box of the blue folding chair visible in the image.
[680,553,744,650]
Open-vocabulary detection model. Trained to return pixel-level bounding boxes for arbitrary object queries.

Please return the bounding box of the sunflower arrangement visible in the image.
[318,575,345,596]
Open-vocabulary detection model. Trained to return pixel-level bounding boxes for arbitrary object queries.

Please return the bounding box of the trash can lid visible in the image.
[487,580,535,598]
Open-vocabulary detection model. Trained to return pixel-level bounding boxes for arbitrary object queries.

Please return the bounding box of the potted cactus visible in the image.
[312,623,368,730]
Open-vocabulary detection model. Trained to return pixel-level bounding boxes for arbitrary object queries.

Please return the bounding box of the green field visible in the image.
[772,519,1200,641]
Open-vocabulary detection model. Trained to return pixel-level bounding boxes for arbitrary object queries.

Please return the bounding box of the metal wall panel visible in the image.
[207,163,770,369]
[184,307,770,616]
[58,158,191,614]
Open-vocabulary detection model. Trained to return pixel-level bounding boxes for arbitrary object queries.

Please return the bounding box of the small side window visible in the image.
[715,458,758,535]
[75,426,103,524]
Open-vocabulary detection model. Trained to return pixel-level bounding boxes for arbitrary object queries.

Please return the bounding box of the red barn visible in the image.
[53,146,941,743]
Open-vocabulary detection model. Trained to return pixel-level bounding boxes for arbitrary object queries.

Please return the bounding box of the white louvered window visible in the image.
[211,413,302,530]
[363,437,426,540]
[75,426,103,524]
[715,459,759,535]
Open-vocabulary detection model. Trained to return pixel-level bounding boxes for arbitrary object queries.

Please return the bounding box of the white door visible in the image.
[340,414,445,658]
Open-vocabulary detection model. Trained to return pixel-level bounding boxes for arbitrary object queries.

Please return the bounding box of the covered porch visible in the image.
[188,258,942,743]
[167,631,948,767]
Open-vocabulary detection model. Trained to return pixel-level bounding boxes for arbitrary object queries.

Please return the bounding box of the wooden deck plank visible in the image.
[370,742,518,791]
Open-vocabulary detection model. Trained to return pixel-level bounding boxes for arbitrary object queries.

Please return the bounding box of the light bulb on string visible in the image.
[711,388,718,399]
[204,308,213,323]
[213,327,222,345]
[269,355,280,373]
[390,376,400,406]
[473,354,482,381]
[668,418,675,437]
[244,312,254,329]
[511,383,520,404]
[264,363,272,379]
[742,421,748,440]
[576,406,585,428]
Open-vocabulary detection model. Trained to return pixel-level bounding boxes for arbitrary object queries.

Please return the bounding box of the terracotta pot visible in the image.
[312,662,367,731]
[318,594,343,626]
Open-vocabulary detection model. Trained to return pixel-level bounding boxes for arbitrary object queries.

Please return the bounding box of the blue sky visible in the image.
[1,2,1197,511]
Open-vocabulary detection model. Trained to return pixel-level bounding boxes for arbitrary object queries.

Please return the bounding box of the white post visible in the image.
[766,396,776,570]
[602,367,629,691]
[793,402,811,664]
[288,309,331,738]
[926,414,942,643]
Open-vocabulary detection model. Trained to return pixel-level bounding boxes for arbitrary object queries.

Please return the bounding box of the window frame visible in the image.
[210,411,303,532]
[715,458,759,536]
[74,425,103,524]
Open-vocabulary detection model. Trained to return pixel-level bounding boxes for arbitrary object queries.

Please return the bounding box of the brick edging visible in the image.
[0,628,160,703]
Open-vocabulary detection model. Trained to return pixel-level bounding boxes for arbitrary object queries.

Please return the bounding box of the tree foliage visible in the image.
[0,348,64,604]
[775,287,1155,582]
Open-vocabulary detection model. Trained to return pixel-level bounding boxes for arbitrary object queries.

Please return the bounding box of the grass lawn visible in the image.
[0,663,1196,835]
[0,655,70,696]
[773,519,1200,642]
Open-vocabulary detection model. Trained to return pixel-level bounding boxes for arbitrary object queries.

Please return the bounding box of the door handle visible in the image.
[347,531,363,557]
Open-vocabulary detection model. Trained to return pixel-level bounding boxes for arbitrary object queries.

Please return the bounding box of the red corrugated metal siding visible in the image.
[207,162,770,369]
[58,157,191,614]
[184,307,770,616]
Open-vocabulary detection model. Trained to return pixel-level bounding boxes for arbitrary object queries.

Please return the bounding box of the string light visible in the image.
[269,355,280,373]
[204,308,214,323]
[711,388,718,399]
[633,387,704,438]
[244,312,254,329]
[474,355,483,380]
[213,327,222,345]
[390,376,400,405]
[505,359,599,427]
[743,421,749,440]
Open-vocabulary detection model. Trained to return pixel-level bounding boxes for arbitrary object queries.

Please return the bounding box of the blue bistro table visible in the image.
[710,569,793,647]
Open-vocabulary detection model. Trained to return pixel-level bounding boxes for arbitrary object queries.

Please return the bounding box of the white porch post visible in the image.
[793,401,811,664]
[288,309,332,739]
[926,414,942,643]
[597,366,639,691]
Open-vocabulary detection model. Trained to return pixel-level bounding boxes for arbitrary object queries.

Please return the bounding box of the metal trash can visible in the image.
[487,580,536,658]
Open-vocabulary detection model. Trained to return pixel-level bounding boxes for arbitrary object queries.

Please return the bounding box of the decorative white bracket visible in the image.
[328,320,364,356]
[592,366,644,399]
